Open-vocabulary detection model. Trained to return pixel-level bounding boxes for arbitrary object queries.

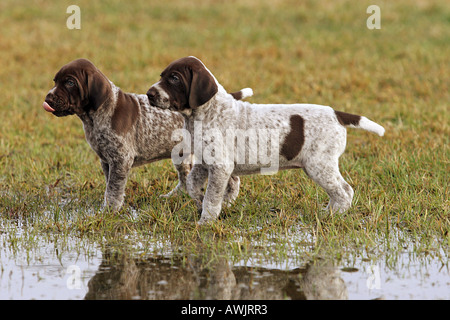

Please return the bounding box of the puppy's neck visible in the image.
[190,84,234,121]
[78,80,115,126]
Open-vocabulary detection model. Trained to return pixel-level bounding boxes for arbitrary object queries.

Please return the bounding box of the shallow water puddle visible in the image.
[0,230,448,299]
[341,255,449,299]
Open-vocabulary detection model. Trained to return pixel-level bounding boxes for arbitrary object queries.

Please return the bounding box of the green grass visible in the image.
[0,0,448,266]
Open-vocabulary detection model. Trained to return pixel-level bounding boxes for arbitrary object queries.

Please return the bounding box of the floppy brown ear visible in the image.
[188,67,218,109]
[86,68,111,111]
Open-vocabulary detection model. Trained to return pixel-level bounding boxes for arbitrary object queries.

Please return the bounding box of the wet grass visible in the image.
[0,0,448,268]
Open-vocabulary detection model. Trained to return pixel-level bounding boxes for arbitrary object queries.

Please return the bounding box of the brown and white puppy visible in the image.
[43,58,252,212]
[147,56,385,224]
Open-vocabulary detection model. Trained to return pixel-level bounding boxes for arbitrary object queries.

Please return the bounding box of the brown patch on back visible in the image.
[335,110,361,127]
[111,90,140,135]
[281,115,305,161]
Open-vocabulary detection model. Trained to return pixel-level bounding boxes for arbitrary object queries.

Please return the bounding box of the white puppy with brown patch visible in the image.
[147,56,384,224]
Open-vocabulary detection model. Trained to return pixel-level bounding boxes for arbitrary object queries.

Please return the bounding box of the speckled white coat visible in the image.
[148,56,385,224]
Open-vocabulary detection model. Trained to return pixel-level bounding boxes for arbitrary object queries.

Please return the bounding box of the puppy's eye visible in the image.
[169,74,180,84]
[65,79,76,88]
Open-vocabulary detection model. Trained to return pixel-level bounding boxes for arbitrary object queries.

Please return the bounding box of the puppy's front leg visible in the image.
[199,166,232,225]
[103,159,132,212]
[187,164,241,211]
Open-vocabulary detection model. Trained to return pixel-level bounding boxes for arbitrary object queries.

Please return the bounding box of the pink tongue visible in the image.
[42,101,55,112]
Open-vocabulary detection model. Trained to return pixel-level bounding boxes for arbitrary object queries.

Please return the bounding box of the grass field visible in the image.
[0,0,448,267]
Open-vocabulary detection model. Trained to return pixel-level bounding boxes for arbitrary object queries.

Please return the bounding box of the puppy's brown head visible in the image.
[43,58,111,117]
[146,56,218,114]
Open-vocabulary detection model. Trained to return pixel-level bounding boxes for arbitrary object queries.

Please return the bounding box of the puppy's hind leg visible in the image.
[161,155,193,198]
[186,164,209,212]
[303,159,353,215]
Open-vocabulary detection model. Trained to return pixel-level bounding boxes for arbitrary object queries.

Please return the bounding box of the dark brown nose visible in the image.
[147,87,157,98]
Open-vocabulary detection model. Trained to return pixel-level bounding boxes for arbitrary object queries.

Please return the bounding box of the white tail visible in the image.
[335,110,385,136]
[358,117,385,136]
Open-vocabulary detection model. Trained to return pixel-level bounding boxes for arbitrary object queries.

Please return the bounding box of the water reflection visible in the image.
[85,250,347,300]
[1,221,447,300]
